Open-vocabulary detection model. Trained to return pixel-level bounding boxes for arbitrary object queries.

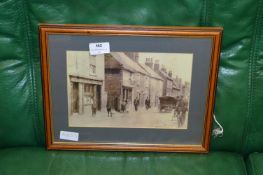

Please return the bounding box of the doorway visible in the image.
[96,85,101,110]
[72,82,79,114]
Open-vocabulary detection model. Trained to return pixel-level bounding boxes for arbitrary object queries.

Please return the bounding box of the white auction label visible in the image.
[89,42,110,55]
[60,131,79,141]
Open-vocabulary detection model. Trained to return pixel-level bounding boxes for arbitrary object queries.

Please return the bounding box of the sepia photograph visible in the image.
[67,51,193,129]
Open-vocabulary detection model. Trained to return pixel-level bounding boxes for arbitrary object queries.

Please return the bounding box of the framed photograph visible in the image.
[40,24,222,152]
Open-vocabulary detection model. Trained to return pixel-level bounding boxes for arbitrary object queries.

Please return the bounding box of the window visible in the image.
[90,64,96,75]
[89,55,96,75]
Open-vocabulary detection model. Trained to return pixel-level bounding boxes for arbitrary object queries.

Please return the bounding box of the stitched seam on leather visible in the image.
[253,0,263,151]
[200,0,212,26]
[241,0,263,153]
[200,0,207,25]
[206,0,211,26]
[20,0,40,145]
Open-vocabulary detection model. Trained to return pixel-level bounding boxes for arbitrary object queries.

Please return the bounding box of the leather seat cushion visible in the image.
[0,147,246,175]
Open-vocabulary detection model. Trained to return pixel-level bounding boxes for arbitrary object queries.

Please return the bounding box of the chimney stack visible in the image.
[145,58,153,68]
[168,70,172,77]
[124,52,139,62]
[161,65,167,73]
[154,60,160,71]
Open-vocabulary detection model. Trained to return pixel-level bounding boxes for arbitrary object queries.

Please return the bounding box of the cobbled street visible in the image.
[69,107,188,129]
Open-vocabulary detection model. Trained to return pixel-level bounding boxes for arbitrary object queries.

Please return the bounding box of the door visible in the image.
[96,85,101,110]
[72,82,79,114]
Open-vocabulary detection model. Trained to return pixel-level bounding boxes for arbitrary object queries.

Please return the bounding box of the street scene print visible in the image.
[67,51,193,129]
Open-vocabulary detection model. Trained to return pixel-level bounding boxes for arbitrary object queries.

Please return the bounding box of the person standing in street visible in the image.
[91,97,96,117]
[145,97,150,110]
[134,97,139,111]
[106,101,112,117]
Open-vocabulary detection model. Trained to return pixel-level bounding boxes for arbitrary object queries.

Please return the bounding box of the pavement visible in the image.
[69,107,188,129]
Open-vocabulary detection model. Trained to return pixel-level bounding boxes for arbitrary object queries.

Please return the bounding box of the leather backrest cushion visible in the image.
[0,0,262,153]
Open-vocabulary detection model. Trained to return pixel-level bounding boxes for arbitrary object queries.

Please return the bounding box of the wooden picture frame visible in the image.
[39,24,222,152]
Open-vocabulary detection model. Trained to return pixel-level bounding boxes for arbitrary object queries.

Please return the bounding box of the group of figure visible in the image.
[173,96,189,127]
[133,96,151,111]
[106,96,152,117]
[85,96,96,117]
[106,98,129,117]
[121,100,128,113]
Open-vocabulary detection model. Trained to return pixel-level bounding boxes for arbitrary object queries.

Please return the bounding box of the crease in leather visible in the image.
[238,155,248,175]
[245,153,263,175]
[20,0,42,146]
[46,154,56,175]
[247,154,257,175]
[0,0,13,8]
[241,0,263,154]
